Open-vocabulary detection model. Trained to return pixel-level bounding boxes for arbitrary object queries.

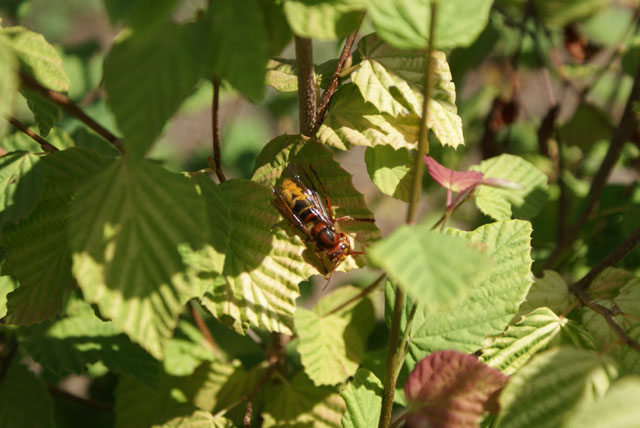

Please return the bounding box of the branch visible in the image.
[294,37,316,136]
[19,73,124,153]
[243,356,278,428]
[210,79,226,182]
[5,115,58,152]
[322,273,385,317]
[48,385,114,412]
[188,301,221,355]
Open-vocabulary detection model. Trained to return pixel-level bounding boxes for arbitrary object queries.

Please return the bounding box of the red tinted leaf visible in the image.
[425,156,483,193]
[404,350,509,428]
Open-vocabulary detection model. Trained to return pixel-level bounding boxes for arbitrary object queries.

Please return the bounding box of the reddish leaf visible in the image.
[404,350,509,428]
[424,156,483,193]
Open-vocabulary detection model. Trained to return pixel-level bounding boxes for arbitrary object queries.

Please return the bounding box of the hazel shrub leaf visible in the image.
[534,0,608,28]
[265,58,335,93]
[0,359,54,428]
[425,155,484,193]
[364,145,414,202]
[69,156,209,359]
[341,368,383,428]
[20,89,60,136]
[471,154,549,221]
[0,276,18,318]
[163,318,217,377]
[589,267,637,299]
[262,371,346,428]
[368,222,490,310]
[104,21,206,158]
[517,270,576,318]
[365,0,493,50]
[283,0,363,39]
[2,148,114,325]
[404,350,509,428]
[0,151,44,231]
[296,286,375,386]
[103,0,180,30]
[495,347,618,428]
[351,34,464,148]
[0,34,18,136]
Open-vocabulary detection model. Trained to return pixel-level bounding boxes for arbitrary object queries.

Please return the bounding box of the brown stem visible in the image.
[188,301,220,354]
[541,63,640,271]
[294,37,316,136]
[5,115,58,152]
[314,16,363,131]
[243,355,279,427]
[19,73,124,153]
[322,273,385,317]
[48,385,114,412]
[211,79,226,182]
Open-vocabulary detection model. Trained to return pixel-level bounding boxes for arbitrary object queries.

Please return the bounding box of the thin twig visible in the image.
[48,385,114,412]
[19,73,124,153]
[294,37,317,136]
[211,79,226,182]
[5,115,58,152]
[243,356,279,427]
[322,273,386,317]
[188,301,220,355]
[314,16,364,131]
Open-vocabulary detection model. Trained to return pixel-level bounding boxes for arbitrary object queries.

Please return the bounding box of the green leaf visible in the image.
[208,0,269,101]
[365,145,414,201]
[163,318,216,377]
[352,34,464,148]
[0,276,18,318]
[403,220,533,367]
[368,223,489,309]
[0,359,54,428]
[265,58,335,93]
[262,371,346,427]
[262,0,292,57]
[1,25,70,91]
[341,368,383,428]
[2,148,113,325]
[165,411,234,428]
[283,0,363,39]
[316,83,420,150]
[366,0,493,50]
[495,347,617,428]
[534,0,607,28]
[558,103,612,149]
[103,0,180,30]
[296,286,375,385]
[0,126,74,153]
[104,21,206,158]
[21,89,61,136]
[0,151,44,231]
[0,34,18,136]
[18,296,160,388]
[480,307,563,375]
[471,154,549,221]
[69,156,208,359]
[563,376,640,428]
[517,270,576,318]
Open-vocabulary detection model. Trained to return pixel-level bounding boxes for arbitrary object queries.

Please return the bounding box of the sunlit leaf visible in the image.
[517,270,576,318]
[283,0,363,39]
[0,359,54,428]
[21,89,60,136]
[0,276,17,318]
[0,151,44,231]
[425,155,483,193]
[0,34,18,136]
[364,145,414,202]
[265,58,335,93]
[341,368,383,428]
[163,318,217,377]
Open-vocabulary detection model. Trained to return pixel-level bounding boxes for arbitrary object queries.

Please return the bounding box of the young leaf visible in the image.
[341,368,383,428]
[425,155,484,193]
[494,347,617,428]
[471,154,549,221]
[207,0,269,101]
[517,270,576,318]
[368,223,490,310]
[2,148,113,325]
[104,21,206,158]
[283,0,363,39]
[0,34,18,136]
[262,371,346,428]
[296,286,375,385]
[0,151,44,231]
[365,145,414,202]
[366,0,493,50]
[0,359,54,428]
[69,156,209,359]
[404,351,509,428]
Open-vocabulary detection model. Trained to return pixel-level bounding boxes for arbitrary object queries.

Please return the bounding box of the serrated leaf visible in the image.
[612,271,640,317]
[495,347,617,428]
[1,25,70,91]
[368,223,489,309]
[0,276,18,318]
[2,148,113,325]
[0,126,74,153]
[405,351,509,428]
[517,270,575,318]
[0,359,54,428]
[0,151,44,231]
[0,34,18,136]
[471,154,549,221]
[18,297,160,388]
[69,156,208,359]
[352,34,464,148]
[283,0,363,39]
[341,368,383,428]
[403,220,534,369]
[296,286,375,385]
[562,376,640,428]
[208,0,268,101]
[364,145,414,202]
[21,88,61,136]
[366,0,493,50]
[163,318,216,377]
[316,83,420,151]
[165,411,234,428]
[481,307,562,375]
[104,21,206,158]
[590,267,636,299]
[103,0,180,30]
[265,58,335,93]
[262,371,346,428]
